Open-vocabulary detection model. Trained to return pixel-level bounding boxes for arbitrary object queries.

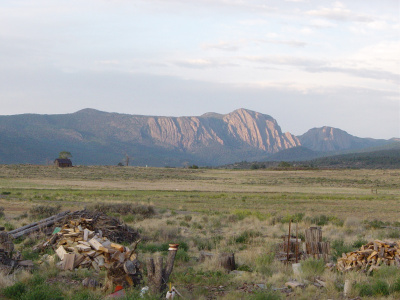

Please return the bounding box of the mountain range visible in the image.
[0,108,396,166]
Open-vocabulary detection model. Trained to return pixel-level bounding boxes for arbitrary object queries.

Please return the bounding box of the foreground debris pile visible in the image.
[58,210,139,244]
[40,215,142,287]
[337,240,400,272]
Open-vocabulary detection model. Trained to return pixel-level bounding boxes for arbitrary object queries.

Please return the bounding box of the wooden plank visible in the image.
[76,244,91,251]
[88,238,103,251]
[63,253,75,270]
[56,246,68,260]
[83,229,89,241]
[73,254,85,268]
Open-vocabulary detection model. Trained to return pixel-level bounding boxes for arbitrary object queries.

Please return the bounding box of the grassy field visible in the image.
[0,165,400,299]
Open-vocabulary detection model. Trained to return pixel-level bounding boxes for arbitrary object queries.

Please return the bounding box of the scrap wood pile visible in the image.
[56,209,139,244]
[36,211,142,288]
[337,240,400,272]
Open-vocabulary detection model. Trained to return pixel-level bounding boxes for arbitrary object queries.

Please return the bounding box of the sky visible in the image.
[0,0,399,139]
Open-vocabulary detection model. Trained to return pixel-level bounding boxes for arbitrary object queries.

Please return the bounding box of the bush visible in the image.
[356,279,390,297]
[300,258,325,280]
[3,282,27,299]
[88,203,155,218]
[29,204,61,220]
[331,239,355,261]
[234,230,261,244]
[280,213,304,223]
[254,253,275,275]
[175,249,190,262]
[352,238,367,249]
[249,290,281,300]
[363,219,388,229]
[391,277,400,293]
[3,222,14,231]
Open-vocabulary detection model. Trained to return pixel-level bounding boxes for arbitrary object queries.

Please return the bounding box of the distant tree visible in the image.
[59,151,72,159]
[278,161,292,168]
[189,164,199,169]
[250,163,259,170]
[117,162,124,167]
[124,154,130,166]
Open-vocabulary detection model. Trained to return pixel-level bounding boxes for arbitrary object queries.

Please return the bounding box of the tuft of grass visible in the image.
[175,249,190,262]
[2,282,27,299]
[3,222,14,231]
[357,280,390,297]
[254,253,275,276]
[300,258,325,280]
[249,290,282,300]
[233,230,261,244]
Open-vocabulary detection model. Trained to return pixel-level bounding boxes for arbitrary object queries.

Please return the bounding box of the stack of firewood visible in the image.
[337,240,400,272]
[47,218,142,287]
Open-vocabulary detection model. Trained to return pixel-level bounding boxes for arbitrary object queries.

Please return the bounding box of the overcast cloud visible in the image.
[0,0,399,139]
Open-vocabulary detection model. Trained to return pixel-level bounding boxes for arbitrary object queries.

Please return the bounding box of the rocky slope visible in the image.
[298,126,387,152]
[0,109,391,166]
[0,108,299,166]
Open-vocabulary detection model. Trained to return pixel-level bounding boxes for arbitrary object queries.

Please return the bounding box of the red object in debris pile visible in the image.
[107,286,125,298]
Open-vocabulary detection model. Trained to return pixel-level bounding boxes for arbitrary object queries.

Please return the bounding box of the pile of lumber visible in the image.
[337,240,400,272]
[48,217,142,287]
[56,210,139,244]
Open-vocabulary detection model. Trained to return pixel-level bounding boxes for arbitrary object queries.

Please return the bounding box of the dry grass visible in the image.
[1,165,400,299]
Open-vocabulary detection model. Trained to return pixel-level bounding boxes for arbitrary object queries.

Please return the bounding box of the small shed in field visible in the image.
[54,158,72,168]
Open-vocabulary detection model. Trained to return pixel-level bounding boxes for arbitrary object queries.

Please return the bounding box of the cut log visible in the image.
[8,211,70,237]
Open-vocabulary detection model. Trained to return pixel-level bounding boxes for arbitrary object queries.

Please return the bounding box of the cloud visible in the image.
[202,38,307,52]
[242,54,399,84]
[309,18,337,28]
[305,66,400,84]
[173,59,237,69]
[307,2,374,22]
[201,41,243,51]
[243,55,325,68]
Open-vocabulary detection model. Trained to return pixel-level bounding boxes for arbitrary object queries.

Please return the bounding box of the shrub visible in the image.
[20,284,64,300]
[175,249,190,262]
[300,258,325,280]
[280,213,304,223]
[234,230,261,244]
[356,279,390,297]
[363,219,388,229]
[249,290,281,300]
[3,222,14,231]
[254,253,275,275]
[331,239,355,261]
[3,281,27,299]
[352,238,367,249]
[87,203,155,218]
[391,277,400,293]
[29,204,61,220]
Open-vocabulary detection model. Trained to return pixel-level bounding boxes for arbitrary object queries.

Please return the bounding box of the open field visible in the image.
[0,165,400,299]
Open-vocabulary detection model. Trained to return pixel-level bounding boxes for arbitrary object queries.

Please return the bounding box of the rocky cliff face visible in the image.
[117,108,300,153]
[298,126,386,152]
